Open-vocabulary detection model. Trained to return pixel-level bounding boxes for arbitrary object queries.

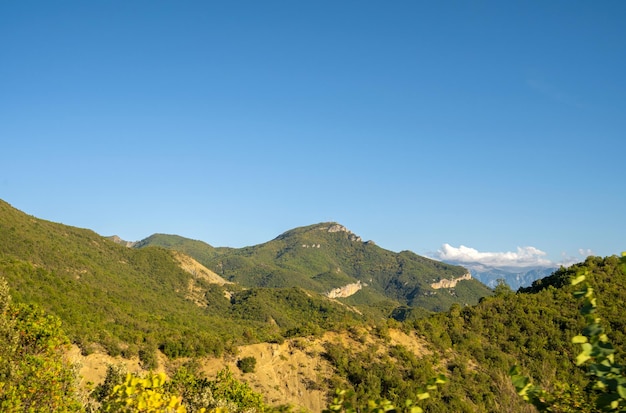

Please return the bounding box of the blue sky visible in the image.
[1,1,624,267]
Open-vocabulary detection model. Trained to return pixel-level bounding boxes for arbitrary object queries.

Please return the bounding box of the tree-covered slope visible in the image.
[0,200,362,359]
[132,233,232,264]
[138,222,492,312]
[324,255,626,412]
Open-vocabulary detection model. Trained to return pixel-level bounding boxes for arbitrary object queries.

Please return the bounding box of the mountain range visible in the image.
[2,197,626,412]
[440,260,559,290]
[0,199,491,356]
[127,223,492,312]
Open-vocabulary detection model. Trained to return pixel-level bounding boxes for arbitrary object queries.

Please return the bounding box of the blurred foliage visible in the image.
[0,276,82,412]
[96,365,270,413]
[512,253,626,412]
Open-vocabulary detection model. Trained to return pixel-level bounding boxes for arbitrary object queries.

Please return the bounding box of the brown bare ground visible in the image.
[70,329,429,413]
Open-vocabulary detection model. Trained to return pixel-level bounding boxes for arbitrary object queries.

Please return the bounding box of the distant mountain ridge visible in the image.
[0,198,492,360]
[135,222,493,312]
[6,197,624,412]
[441,259,558,290]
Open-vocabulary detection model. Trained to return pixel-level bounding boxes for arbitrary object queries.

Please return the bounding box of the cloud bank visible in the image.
[435,244,555,268]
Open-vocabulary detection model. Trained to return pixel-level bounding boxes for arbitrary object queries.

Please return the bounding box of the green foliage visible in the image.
[323,375,446,413]
[512,253,626,412]
[96,366,269,413]
[0,199,235,359]
[100,372,186,412]
[322,339,446,408]
[327,255,625,412]
[228,287,360,338]
[0,276,82,412]
[207,368,266,412]
[133,234,227,266]
[509,367,592,413]
[91,364,129,406]
[237,357,257,374]
[139,345,159,371]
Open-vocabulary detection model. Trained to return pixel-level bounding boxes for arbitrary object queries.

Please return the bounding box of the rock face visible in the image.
[107,235,137,248]
[173,252,229,285]
[323,224,362,242]
[430,273,472,289]
[326,281,364,298]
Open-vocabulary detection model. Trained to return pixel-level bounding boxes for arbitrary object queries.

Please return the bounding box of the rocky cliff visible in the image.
[326,281,364,298]
[430,272,472,289]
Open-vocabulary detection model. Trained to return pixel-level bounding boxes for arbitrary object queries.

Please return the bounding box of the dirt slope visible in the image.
[71,329,429,412]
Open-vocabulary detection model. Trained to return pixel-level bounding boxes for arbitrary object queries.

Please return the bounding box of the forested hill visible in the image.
[134,222,493,312]
[2,198,626,412]
[0,199,363,359]
[325,254,626,412]
[0,199,488,360]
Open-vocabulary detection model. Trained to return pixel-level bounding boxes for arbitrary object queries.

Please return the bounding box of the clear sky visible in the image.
[1,1,624,268]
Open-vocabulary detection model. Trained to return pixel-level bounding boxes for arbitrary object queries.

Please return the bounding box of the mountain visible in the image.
[3,197,626,412]
[132,233,233,263]
[326,254,626,412]
[0,199,361,359]
[0,199,490,359]
[135,222,493,312]
[441,260,558,289]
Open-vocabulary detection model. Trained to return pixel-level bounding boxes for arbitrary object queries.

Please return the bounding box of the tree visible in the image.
[237,356,257,374]
[511,253,626,412]
[0,276,82,412]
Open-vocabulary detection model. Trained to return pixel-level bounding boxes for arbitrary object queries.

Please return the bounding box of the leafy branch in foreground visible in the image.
[511,253,626,412]
[323,375,447,413]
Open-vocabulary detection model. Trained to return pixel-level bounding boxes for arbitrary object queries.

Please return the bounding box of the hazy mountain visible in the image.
[441,259,558,290]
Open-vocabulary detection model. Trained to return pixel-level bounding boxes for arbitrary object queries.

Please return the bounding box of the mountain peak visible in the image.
[322,223,362,242]
[106,235,137,248]
[275,222,363,243]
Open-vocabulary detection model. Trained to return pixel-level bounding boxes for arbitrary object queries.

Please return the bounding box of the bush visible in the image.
[0,276,82,412]
[237,356,257,374]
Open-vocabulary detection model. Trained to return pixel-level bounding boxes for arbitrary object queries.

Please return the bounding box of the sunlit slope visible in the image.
[137,222,493,311]
[0,200,361,357]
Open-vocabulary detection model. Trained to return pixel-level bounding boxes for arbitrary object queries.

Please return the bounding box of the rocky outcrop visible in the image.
[173,252,230,286]
[107,235,137,248]
[173,252,232,307]
[326,281,364,298]
[430,272,472,289]
[323,224,362,242]
[302,244,321,248]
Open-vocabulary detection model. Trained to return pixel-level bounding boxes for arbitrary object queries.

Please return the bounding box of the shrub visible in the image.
[237,356,257,374]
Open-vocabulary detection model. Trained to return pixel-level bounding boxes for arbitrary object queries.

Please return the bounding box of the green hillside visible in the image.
[324,255,626,412]
[0,200,362,359]
[137,223,492,312]
[132,233,232,264]
[2,199,625,412]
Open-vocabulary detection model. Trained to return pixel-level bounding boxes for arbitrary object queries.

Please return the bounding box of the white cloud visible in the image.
[435,243,554,268]
[558,249,595,267]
